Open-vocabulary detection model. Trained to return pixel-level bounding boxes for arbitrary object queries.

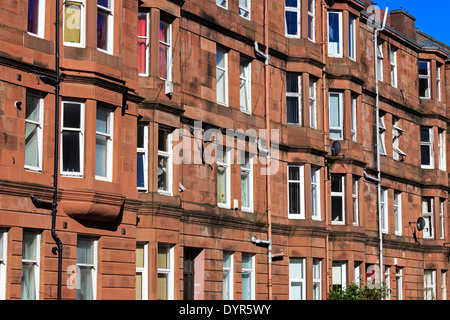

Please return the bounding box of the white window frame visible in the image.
[95,106,113,181]
[216,47,229,106]
[157,243,174,300]
[422,197,434,239]
[240,58,251,113]
[61,101,85,177]
[311,166,321,221]
[286,73,302,125]
[308,0,315,42]
[380,187,388,234]
[217,148,231,208]
[0,230,7,300]
[285,0,301,38]
[351,94,357,142]
[21,232,40,300]
[390,46,398,88]
[384,266,391,300]
[331,174,345,224]
[392,117,406,161]
[216,0,228,9]
[352,177,359,226]
[438,129,446,171]
[420,126,434,169]
[313,259,322,300]
[289,258,306,300]
[136,242,148,300]
[328,11,343,57]
[376,42,384,82]
[25,92,44,172]
[63,0,86,48]
[157,128,173,195]
[223,252,234,300]
[76,237,98,300]
[159,18,172,81]
[137,10,150,76]
[354,262,361,285]
[137,124,148,192]
[96,0,114,54]
[240,153,253,213]
[288,165,305,219]
[424,270,436,300]
[378,111,386,156]
[332,261,347,290]
[419,61,431,99]
[437,65,442,102]
[239,0,250,20]
[396,267,403,300]
[349,14,356,61]
[440,199,445,240]
[242,254,255,300]
[442,271,447,300]
[27,0,46,38]
[329,91,343,140]
[394,191,402,236]
[309,77,317,129]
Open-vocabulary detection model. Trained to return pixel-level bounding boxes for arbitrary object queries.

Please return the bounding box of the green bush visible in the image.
[328,281,390,300]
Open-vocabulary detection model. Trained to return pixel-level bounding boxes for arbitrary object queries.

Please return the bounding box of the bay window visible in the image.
[329,91,343,140]
[287,73,302,125]
[331,174,344,224]
[328,11,342,57]
[285,0,300,38]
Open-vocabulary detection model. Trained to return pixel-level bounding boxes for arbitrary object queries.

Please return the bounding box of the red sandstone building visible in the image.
[0,0,449,300]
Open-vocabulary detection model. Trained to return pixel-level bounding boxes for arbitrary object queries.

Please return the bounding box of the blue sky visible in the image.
[373,0,450,45]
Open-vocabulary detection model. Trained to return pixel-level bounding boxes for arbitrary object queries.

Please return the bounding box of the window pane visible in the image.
[290,282,303,300]
[242,273,251,300]
[331,175,342,192]
[63,103,81,129]
[328,12,340,54]
[25,123,39,167]
[329,94,340,128]
[26,95,40,122]
[137,154,145,188]
[418,62,429,76]
[158,156,168,190]
[62,131,81,172]
[289,258,303,277]
[241,171,250,207]
[223,270,230,298]
[22,233,37,260]
[76,266,93,300]
[242,254,252,269]
[77,238,93,265]
[158,246,169,269]
[158,129,168,151]
[286,74,299,93]
[289,166,300,181]
[21,263,36,300]
[223,253,232,268]
[289,182,300,214]
[285,0,298,7]
[287,97,299,123]
[27,0,39,34]
[158,273,168,300]
[419,78,430,98]
[96,108,109,134]
[331,196,343,221]
[97,11,108,50]
[136,273,142,300]
[217,165,227,203]
[285,11,298,36]
[136,245,145,269]
[64,2,82,44]
[421,145,431,166]
[95,134,108,177]
[137,125,145,148]
[98,0,111,8]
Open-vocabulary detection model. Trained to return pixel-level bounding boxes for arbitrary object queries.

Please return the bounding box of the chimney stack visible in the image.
[389,9,416,41]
